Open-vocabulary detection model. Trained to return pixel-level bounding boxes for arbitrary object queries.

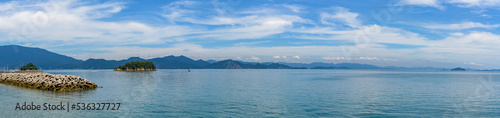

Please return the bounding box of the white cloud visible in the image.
[320,7,362,28]
[383,59,398,61]
[415,31,500,66]
[323,57,346,60]
[359,57,378,60]
[398,0,500,9]
[293,55,301,59]
[286,19,500,68]
[233,41,270,46]
[0,0,197,46]
[168,0,199,6]
[323,57,379,60]
[434,31,500,49]
[450,32,464,36]
[398,0,444,9]
[480,14,492,18]
[161,3,312,40]
[250,56,260,60]
[1,0,500,69]
[464,62,484,66]
[447,0,500,8]
[161,0,200,22]
[0,1,15,11]
[283,4,303,13]
[71,2,126,19]
[191,18,293,40]
[423,22,500,30]
[291,24,429,46]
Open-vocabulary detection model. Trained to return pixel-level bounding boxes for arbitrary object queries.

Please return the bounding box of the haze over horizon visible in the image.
[0,0,499,69]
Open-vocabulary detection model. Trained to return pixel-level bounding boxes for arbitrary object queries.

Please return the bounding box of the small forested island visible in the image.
[19,63,38,71]
[451,67,466,71]
[114,61,157,71]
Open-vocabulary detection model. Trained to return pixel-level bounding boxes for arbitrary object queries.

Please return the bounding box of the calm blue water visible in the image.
[1,69,500,117]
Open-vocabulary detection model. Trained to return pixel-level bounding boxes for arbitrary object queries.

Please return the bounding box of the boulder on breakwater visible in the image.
[0,71,98,91]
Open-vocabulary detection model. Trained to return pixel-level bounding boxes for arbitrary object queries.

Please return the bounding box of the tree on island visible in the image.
[114,61,156,71]
[19,63,38,71]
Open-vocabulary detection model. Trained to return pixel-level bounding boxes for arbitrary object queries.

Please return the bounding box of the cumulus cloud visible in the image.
[0,0,196,47]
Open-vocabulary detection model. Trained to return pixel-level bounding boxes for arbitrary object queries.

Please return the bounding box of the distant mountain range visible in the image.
[0,45,454,70]
[0,45,82,69]
[269,62,380,69]
[0,45,304,70]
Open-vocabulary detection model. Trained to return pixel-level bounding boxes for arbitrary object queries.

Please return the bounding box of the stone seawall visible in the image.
[0,72,98,91]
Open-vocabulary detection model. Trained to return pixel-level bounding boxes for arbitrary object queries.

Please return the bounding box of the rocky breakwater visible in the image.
[0,72,98,91]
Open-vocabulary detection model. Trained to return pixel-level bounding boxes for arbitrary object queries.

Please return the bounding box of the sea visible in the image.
[1,69,500,117]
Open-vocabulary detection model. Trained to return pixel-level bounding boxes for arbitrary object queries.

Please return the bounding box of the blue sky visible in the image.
[1,0,500,69]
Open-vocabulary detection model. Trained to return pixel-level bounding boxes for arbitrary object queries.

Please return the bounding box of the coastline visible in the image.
[0,71,98,91]
[113,68,157,71]
[0,71,44,73]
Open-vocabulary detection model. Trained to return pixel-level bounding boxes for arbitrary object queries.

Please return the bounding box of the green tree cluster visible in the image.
[116,61,156,70]
[19,63,38,71]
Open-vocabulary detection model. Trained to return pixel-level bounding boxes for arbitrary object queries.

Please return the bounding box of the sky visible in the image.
[0,0,500,69]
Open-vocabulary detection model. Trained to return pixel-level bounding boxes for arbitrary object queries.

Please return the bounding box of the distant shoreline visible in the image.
[0,71,44,73]
[113,68,157,71]
[22,68,495,71]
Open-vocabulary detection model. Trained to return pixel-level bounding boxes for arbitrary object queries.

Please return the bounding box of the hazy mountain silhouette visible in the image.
[79,57,145,69]
[148,55,210,69]
[0,45,441,70]
[267,62,380,69]
[0,45,82,69]
[204,60,303,69]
